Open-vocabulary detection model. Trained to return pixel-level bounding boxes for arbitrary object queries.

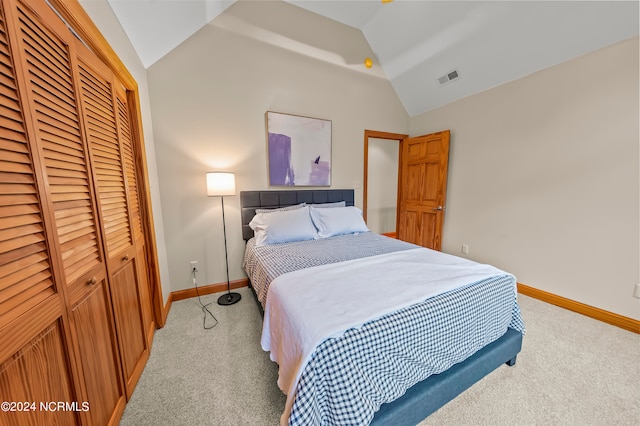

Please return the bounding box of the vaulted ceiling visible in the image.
[106,0,639,116]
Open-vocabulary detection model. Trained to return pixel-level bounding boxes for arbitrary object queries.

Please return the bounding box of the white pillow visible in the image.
[309,206,369,238]
[249,206,317,246]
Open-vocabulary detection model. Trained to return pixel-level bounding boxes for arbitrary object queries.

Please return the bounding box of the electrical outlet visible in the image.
[189,261,198,272]
[633,283,640,299]
[461,244,469,255]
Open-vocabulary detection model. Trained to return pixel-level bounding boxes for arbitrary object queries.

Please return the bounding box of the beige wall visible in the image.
[410,37,640,320]
[146,1,409,292]
[79,0,172,304]
[367,138,399,234]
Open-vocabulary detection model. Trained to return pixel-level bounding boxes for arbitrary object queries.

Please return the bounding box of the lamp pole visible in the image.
[217,195,240,305]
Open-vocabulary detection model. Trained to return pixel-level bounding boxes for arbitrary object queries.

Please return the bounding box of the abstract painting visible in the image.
[266,111,332,186]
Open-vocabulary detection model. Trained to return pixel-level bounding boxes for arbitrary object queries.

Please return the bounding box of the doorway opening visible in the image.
[363,130,407,237]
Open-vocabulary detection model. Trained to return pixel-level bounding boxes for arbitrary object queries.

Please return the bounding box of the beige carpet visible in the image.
[120,287,639,425]
[419,294,639,425]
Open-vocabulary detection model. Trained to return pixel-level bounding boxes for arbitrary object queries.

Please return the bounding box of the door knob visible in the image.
[88,277,97,286]
[433,206,444,211]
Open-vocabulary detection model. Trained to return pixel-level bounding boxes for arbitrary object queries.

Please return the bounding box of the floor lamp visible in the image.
[206,172,241,306]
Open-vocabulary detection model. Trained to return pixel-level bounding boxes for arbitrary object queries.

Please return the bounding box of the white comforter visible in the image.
[260,247,514,424]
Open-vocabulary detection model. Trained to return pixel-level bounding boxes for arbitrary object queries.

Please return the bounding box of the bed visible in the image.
[240,189,524,426]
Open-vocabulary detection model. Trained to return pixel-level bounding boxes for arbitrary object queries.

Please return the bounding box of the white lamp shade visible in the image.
[206,172,236,196]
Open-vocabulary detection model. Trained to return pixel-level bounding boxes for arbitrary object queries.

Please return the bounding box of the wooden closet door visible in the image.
[115,86,153,345]
[76,43,149,399]
[0,3,79,425]
[1,0,125,424]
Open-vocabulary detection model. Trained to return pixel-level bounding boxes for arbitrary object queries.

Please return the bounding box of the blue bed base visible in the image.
[240,189,523,425]
[371,327,522,425]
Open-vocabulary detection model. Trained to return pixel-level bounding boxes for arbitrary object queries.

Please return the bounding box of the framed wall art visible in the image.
[265,111,332,186]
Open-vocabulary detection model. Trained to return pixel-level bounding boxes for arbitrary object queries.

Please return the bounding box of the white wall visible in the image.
[146,1,409,292]
[79,0,172,304]
[367,138,399,234]
[410,37,640,320]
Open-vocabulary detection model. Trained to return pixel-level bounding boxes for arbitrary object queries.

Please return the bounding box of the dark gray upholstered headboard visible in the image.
[240,189,355,241]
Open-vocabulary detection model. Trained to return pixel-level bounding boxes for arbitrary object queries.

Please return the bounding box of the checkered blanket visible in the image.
[242,233,525,425]
[289,275,524,425]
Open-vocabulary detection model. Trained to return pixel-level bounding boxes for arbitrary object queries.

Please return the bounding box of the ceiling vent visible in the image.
[438,70,460,86]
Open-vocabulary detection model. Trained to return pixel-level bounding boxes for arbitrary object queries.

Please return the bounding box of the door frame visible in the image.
[363,130,408,233]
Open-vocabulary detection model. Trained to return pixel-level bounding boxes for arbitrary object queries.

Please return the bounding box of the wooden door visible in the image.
[69,40,132,424]
[76,41,149,399]
[397,130,450,250]
[1,0,125,424]
[0,3,79,425]
[114,85,153,346]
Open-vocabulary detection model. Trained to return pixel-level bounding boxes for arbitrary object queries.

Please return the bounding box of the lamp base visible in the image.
[218,292,241,306]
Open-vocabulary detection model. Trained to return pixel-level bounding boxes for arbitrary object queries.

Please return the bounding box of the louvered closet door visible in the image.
[71,40,130,425]
[1,0,80,424]
[115,85,153,344]
[2,0,126,424]
[76,42,149,399]
[0,3,79,425]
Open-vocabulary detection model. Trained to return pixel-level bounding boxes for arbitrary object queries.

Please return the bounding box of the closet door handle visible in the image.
[88,277,97,286]
[122,255,130,261]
